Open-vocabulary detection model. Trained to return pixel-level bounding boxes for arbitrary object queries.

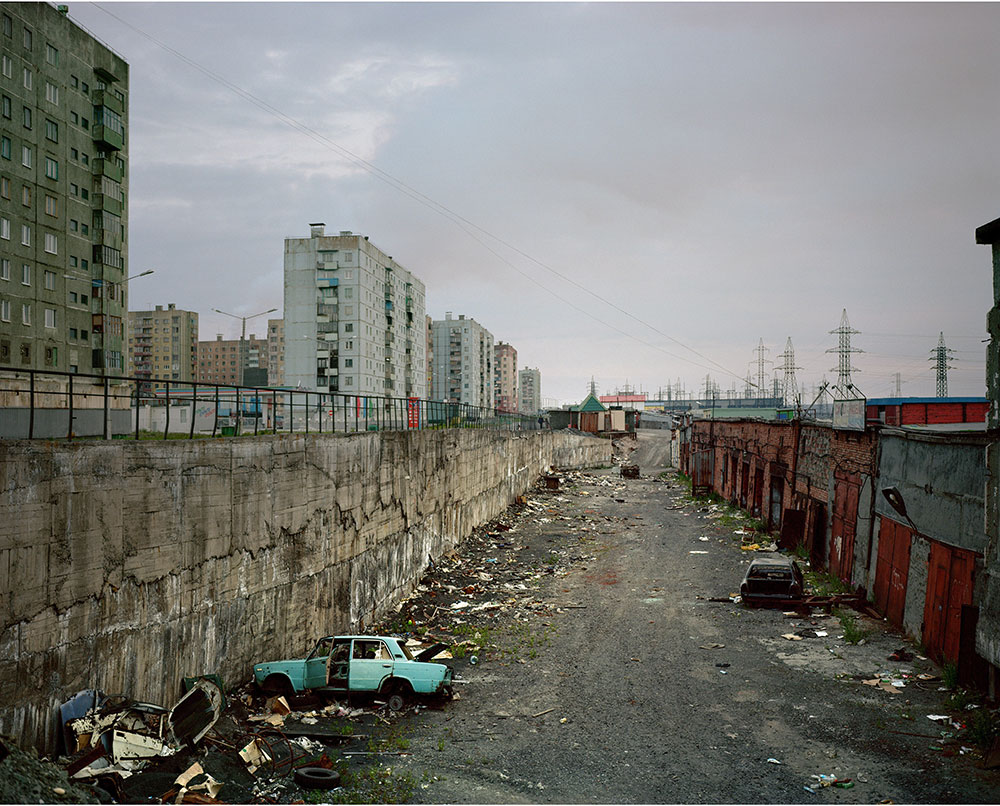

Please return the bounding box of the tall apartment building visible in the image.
[267,317,284,387]
[0,4,128,375]
[284,225,427,397]
[127,303,197,389]
[494,341,517,413]
[519,366,541,414]
[431,313,494,408]
[197,333,268,386]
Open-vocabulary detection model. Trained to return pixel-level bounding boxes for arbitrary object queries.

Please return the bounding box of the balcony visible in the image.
[92,157,124,183]
[92,123,124,152]
[92,88,124,115]
[92,193,123,216]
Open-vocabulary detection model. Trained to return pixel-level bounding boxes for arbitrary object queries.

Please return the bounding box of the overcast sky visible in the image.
[70,1,999,405]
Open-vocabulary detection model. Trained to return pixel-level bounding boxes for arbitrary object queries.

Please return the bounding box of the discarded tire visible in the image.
[294,767,342,790]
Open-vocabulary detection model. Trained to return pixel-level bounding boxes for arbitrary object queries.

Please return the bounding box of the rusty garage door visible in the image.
[922,541,978,663]
[874,516,912,628]
[829,470,861,584]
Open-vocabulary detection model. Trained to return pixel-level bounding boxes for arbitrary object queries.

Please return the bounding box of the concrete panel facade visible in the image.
[0,428,609,751]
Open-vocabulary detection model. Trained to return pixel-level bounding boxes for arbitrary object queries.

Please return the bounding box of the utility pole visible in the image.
[930,332,955,397]
[213,306,278,385]
[827,309,863,398]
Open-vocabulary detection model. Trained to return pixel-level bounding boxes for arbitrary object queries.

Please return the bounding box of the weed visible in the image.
[945,688,976,712]
[834,608,869,644]
[805,570,851,596]
[452,644,466,659]
[967,708,1000,750]
[942,661,959,690]
[792,543,809,561]
[437,736,446,752]
[308,766,418,804]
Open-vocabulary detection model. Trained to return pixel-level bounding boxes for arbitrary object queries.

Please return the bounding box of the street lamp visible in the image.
[213,307,278,385]
[127,269,155,281]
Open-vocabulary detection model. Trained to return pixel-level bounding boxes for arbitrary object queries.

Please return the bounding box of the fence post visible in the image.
[189,383,197,439]
[212,385,219,438]
[28,370,35,439]
[135,383,140,440]
[272,389,278,435]
[103,376,110,440]
[164,381,170,439]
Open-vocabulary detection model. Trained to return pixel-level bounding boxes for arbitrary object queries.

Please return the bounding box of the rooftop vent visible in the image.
[309,223,325,238]
[339,230,353,236]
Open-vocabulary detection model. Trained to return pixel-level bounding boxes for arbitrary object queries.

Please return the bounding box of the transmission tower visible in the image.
[777,337,803,406]
[826,309,863,398]
[753,338,772,401]
[588,377,598,397]
[744,371,754,400]
[892,372,902,398]
[930,332,955,397]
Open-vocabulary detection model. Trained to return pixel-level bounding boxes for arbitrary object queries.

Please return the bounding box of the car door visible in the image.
[349,639,394,691]
[302,638,333,690]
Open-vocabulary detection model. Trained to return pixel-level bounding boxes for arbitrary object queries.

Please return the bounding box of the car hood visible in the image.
[414,642,449,662]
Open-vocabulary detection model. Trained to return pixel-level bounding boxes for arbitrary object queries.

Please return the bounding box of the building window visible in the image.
[1,95,9,119]
[0,136,8,159]
[20,224,29,246]
[22,68,30,90]
[45,43,57,65]
[1,14,10,37]
[44,119,57,142]
[45,81,57,105]
[21,106,30,129]
[44,308,55,328]
[70,111,78,124]
[69,256,77,268]
[43,270,54,289]
[23,27,31,51]
[0,217,7,240]
[44,194,56,216]
[21,145,30,168]
[21,185,29,206]
[1,55,10,78]
[21,303,30,325]
[44,157,57,179]
[21,264,29,285]
[44,232,56,254]
[69,183,77,196]
[0,300,8,321]
[0,177,7,199]
[0,259,8,280]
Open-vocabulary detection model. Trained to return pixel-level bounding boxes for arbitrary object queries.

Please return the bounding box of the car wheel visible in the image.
[294,767,341,790]
[260,675,293,697]
[386,691,406,712]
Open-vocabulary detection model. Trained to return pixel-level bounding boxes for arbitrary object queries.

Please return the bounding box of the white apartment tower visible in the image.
[284,225,426,398]
[431,313,494,407]
[519,366,541,414]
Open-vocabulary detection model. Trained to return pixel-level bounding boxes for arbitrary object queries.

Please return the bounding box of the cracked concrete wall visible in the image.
[0,428,609,751]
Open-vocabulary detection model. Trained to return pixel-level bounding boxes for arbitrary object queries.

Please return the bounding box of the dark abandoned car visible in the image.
[740,556,804,604]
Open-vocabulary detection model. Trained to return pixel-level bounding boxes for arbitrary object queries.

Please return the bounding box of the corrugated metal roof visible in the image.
[867,397,988,405]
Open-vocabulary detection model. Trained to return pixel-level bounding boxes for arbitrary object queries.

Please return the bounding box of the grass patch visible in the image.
[805,570,851,596]
[942,661,959,690]
[967,708,1000,750]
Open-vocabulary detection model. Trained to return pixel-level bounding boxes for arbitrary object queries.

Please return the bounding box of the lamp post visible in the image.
[212,307,277,386]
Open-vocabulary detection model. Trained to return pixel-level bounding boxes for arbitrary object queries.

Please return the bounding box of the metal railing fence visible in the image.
[0,366,547,441]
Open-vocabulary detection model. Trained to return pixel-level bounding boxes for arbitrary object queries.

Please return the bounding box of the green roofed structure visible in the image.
[572,393,607,412]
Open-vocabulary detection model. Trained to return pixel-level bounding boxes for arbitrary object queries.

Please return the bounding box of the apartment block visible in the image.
[284,224,427,398]
[0,3,128,375]
[197,332,268,387]
[431,313,495,408]
[494,341,517,413]
[519,367,541,414]
[127,303,197,389]
[267,317,284,387]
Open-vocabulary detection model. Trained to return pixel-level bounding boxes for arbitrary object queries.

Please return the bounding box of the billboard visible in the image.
[832,398,866,431]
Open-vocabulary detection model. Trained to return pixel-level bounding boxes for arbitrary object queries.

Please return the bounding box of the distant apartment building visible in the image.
[127,304,197,390]
[519,367,541,414]
[0,3,129,375]
[425,314,433,397]
[431,313,494,408]
[197,332,268,386]
[494,341,517,413]
[284,224,426,398]
[267,317,284,387]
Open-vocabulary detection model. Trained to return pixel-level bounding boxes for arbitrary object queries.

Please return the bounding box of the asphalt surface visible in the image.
[378,431,998,804]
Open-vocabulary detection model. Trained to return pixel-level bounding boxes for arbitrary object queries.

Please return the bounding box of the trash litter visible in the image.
[782,634,803,641]
[767,758,781,764]
[888,647,914,662]
[814,631,828,637]
[699,537,710,542]
[689,550,709,555]
[927,714,950,722]
[700,643,725,650]
[715,663,731,669]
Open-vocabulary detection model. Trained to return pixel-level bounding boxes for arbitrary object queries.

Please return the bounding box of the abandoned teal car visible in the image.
[253,635,453,710]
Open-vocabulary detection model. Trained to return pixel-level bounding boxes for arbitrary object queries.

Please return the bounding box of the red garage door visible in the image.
[922,542,977,663]
[830,471,861,584]
[874,517,912,627]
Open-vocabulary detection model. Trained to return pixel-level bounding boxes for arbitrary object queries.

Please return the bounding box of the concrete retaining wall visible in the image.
[0,428,609,751]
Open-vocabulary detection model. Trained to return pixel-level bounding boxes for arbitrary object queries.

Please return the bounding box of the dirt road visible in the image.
[377,431,996,803]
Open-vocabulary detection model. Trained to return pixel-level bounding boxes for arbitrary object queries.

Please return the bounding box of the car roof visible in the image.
[747,555,795,569]
[319,635,400,642]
